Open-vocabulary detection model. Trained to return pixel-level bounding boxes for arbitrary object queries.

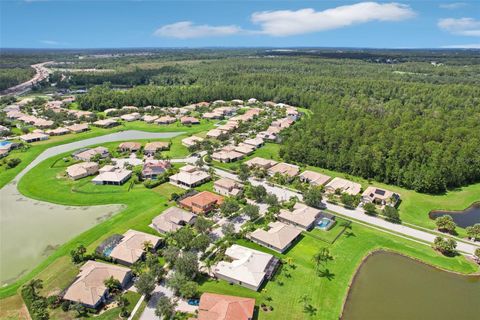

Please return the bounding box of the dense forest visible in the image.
[4,48,480,193]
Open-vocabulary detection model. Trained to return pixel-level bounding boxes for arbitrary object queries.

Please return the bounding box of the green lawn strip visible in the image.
[0,119,214,188]
[130,299,147,320]
[199,222,478,320]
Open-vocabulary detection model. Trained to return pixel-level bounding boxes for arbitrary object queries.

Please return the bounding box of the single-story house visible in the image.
[118,142,142,153]
[121,106,138,112]
[268,162,300,178]
[207,129,225,139]
[278,203,321,230]
[247,98,258,105]
[19,132,49,143]
[243,137,264,148]
[99,165,116,173]
[169,165,211,188]
[0,125,10,134]
[142,115,159,123]
[93,118,119,128]
[299,170,331,186]
[144,141,170,156]
[196,293,255,320]
[109,229,162,265]
[231,99,244,105]
[104,108,118,115]
[63,261,132,309]
[235,143,256,155]
[142,161,171,179]
[34,119,54,128]
[245,157,278,169]
[361,186,400,208]
[214,177,243,197]
[213,244,279,291]
[179,191,224,214]
[66,123,89,133]
[212,150,244,163]
[73,146,110,162]
[155,116,177,124]
[249,221,302,253]
[120,113,141,122]
[151,206,196,234]
[182,136,204,148]
[66,162,99,180]
[202,112,223,120]
[181,116,200,125]
[325,177,362,195]
[91,169,132,185]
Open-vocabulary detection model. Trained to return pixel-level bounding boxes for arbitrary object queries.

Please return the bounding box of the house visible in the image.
[234,143,255,155]
[243,137,264,148]
[66,123,89,133]
[73,147,109,162]
[45,127,69,136]
[256,130,278,142]
[299,170,331,186]
[121,106,138,112]
[212,100,226,106]
[19,132,49,143]
[169,165,211,188]
[325,177,362,195]
[278,203,321,230]
[196,101,210,108]
[91,169,132,185]
[151,206,196,234]
[245,157,277,169]
[231,99,244,105]
[182,136,204,148]
[34,119,54,128]
[181,116,200,125]
[247,98,258,105]
[179,191,224,214]
[249,222,302,253]
[155,116,177,124]
[142,161,171,179]
[93,118,119,128]
[142,115,159,123]
[0,125,10,135]
[207,129,225,139]
[203,112,223,120]
[144,141,170,156]
[361,186,400,208]
[212,150,244,163]
[109,230,162,265]
[99,165,116,173]
[268,162,300,178]
[196,293,255,320]
[120,113,141,122]
[213,244,279,291]
[66,162,99,180]
[119,142,142,153]
[104,108,118,115]
[214,178,243,197]
[63,261,132,309]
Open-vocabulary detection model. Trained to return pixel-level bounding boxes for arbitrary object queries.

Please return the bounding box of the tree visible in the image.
[238,164,250,182]
[220,198,240,216]
[383,206,400,223]
[163,246,180,265]
[243,204,260,220]
[135,272,156,300]
[155,296,176,320]
[194,216,213,233]
[312,247,333,272]
[166,272,198,298]
[221,222,236,238]
[25,279,43,297]
[70,244,86,263]
[363,203,377,216]
[104,276,122,295]
[340,193,355,208]
[6,158,21,169]
[175,251,199,279]
[72,302,87,317]
[435,215,456,233]
[191,233,211,252]
[172,227,196,249]
[433,236,457,256]
[249,185,267,202]
[465,224,480,241]
[116,294,130,318]
[303,186,323,208]
[142,240,154,252]
[474,248,480,262]
[265,193,279,207]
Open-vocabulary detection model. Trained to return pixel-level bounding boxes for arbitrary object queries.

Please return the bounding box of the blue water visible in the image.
[188,299,200,306]
[316,218,333,230]
[0,141,12,147]
[103,246,114,257]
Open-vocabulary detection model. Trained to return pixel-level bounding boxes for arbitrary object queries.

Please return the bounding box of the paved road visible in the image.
[1,62,53,96]
[214,168,480,255]
[11,130,184,183]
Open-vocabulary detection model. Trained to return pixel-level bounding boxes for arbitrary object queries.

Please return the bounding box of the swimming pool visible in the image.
[188,299,200,306]
[0,141,12,148]
[316,217,335,230]
[102,245,115,257]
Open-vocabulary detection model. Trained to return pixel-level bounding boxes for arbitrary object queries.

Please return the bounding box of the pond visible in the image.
[429,203,480,228]
[342,251,480,320]
[0,183,124,286]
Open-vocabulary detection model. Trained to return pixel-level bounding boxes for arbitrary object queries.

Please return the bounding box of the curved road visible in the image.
[1,62,52,96]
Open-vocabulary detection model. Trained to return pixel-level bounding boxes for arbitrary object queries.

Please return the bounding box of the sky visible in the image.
[1,0,479,49]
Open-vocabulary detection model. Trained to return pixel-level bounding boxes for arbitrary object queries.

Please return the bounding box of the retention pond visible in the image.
[429,202,480,228]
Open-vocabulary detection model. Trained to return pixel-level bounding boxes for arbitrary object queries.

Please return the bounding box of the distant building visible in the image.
[142,161,171,179]
[214,178,243,197]
[144,141,170,156]
[278,203,321,230]
[118,142,142,153]
[244,157,277,169]
[268,162,300,178]
[66,162,99,180]
[73,146,109,162]
[109,229,162,265]
[91,169,132,185]
[299,170,331,186]
[66,123,89,133]
[169,165,210,188]
[182,136,204,148]
[361,186,400,208]
[19,132,49,143]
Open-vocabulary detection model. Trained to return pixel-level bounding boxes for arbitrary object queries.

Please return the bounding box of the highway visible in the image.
[1,61,53,96]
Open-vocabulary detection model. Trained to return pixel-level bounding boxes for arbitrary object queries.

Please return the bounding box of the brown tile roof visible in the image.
[180,191,224,209]
[198,293,255,320]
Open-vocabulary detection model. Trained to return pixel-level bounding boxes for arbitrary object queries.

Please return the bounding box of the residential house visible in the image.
[142,161,171,179]
[93,118,119,128]
[121,106,138,112]
[181,116,200,125]
[245,157,278,169]
[234,143,255,155]
[91,169,132,185]
[144,141,170,156]
[231,99,244,105]
[66,162,99,180]
[299,170,331,186]
[196,293,255,320]
[214,178,243,197]
[179,191,224,214]
[109,229,162,266]
[207,129,225,139]
[151,207,196,234]
[243,137,264,148]
[249,222,302,253]
[155,116,177,124]
[278,203,321,230]
[73,147,110,162]
[19,132,49,143]
[169,165,210,188]
[66,123,89,133]
[213,244,279,291]
[212,149,244,163]
[45,127,69,136]
[182,136,204,148]
[361,186,400,208]
[63,261,132,309]
[119,142,142,153]
[120,113,141,122]
[325,177,362,195]
[268,162,300,178]
[142,115,159,123]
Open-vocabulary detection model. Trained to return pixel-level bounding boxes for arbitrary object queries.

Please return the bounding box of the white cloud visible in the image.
[153,21,243,39]
[441,43,480,48]
[438,18,480,36]
[40,40,59,45]
[250,2,416,36]
[439,3,467,9]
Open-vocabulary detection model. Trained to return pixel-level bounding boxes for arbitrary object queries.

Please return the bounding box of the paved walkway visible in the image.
[214,168,480,255]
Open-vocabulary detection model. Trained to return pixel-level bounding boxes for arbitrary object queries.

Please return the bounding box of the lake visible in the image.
[342,251,480,320]
[429,203,480,228]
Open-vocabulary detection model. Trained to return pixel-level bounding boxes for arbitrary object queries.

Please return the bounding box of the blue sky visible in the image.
[1,1,479,48]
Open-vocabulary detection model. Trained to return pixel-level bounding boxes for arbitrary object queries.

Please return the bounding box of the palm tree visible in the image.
[104,276,122,295]
[204,258,214,275]
[25,279,43,297]
[312,247,333,271]
[142,240,154,252]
